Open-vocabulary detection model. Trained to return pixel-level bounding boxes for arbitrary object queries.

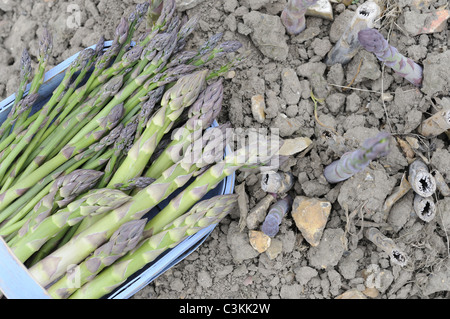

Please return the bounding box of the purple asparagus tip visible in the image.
[358,28,423,87]
[357,28,388,54]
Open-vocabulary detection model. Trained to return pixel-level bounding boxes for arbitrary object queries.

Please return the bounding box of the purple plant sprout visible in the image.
[358,28,423,87]
[281,0,319,35]
[324,132,391,184]
[261,195,292,237]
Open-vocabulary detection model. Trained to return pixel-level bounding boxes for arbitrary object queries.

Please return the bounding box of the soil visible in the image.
[0,0,449,299]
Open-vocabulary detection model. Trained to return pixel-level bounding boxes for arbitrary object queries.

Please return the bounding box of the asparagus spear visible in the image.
[68,194,238,299]
[0,124,123,230]
[261,195,292,238]
[48,219,146,299]
[0,93,39,157]
[107,70,208,186]
[0,49,32,141]
[358,28,423,87]
[1,49,98,191]
[27,124,233,287]
[114,177,156,191]
[281,0,319,35]
[144,79,224,179]
[147,0,165,28]
[0,104,125,211]
[0,40,96,183]
[323,132,391,184]
[11,189,132,263]
[22,74,126,173]
[66,28,179,149]
[15,170,105,242]
[12,29,52,133]
[96,119,139,188]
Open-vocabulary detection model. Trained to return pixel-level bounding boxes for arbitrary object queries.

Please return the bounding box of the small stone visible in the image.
[251,94,266,123]
[243,276,253,286]
[363,287,380,298]
[175,0,205,11]
[291,196,332,247]
[249,230,272,253]
[279,137,313,156]
[306,0,334,21]
[226,70,236,79]
[335,289,367,299]
[266,238,283,260]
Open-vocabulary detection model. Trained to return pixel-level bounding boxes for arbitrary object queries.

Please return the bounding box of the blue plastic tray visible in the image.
[0,41,235,299]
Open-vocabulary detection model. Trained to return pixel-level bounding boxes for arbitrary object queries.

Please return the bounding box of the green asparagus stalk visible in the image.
[11,29,52,134]
[0,49,98,191]
[134,86,164,141]
[66,29,179,150]
[69,194,238,299]
[27,227,70,267]
[48,219,146,299]
[0,94,39,162]
[96,119,139,188]
[113,177,156,191]
[27,123,232,287]
[147,0,165,28]
[11,189,132,263]
[0,104,125,211]
[15,170,105,243]
[114,2,150,63]
[0,113,124,230]
[29,75,126,170]
[144,79,224,179]
[107,70,208,186]
[0,49,32,141]
[0,43,97,183]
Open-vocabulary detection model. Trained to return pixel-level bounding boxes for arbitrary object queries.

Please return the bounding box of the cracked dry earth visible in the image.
[1,0,450,299]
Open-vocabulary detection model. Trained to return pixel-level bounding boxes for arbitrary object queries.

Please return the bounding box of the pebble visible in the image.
[335,289,367,299]
[278,137,313,156]
[291,196,332,247]
[306,0,334,21]
[175,0,206,11]
[251,94,266,123]
[249,230,272,253]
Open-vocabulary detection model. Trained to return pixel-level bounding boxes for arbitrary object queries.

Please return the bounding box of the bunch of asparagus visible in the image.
[0,0,282,299]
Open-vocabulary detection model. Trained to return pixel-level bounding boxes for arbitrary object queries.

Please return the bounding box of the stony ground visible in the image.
[0,0,450,299]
